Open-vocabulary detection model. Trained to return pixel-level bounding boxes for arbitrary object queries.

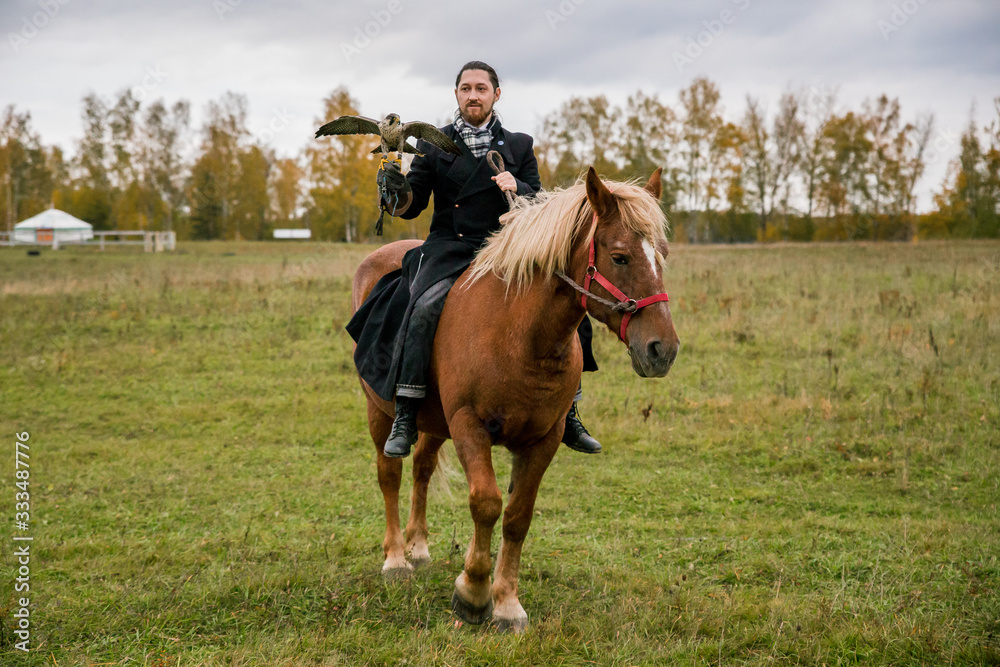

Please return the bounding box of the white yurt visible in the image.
[13,209,94,244]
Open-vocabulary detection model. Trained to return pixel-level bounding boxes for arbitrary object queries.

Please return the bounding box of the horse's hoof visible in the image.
[381,560,413,580]
[451,590,493,625]
[407,542,432,567]
[409,554,432,568]
[492,614,528,634]
[491,599,528,633]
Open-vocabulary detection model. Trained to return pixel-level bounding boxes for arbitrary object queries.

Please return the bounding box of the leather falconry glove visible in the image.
[374,161,411,235]
[378,161,411,202]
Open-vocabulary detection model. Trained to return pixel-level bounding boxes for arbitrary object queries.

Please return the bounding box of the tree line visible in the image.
[537,79,999,242]
[0,87,410,242]
[1,77,998,243]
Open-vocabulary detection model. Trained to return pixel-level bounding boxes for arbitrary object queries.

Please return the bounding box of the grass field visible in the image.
[1,239,998,666]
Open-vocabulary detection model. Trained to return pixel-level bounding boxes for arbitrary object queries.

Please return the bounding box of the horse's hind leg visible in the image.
[367,397,411,578]
[405,433,445,566]
[492,435,561,633]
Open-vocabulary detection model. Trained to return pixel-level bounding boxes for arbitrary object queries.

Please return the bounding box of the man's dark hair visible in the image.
[455,61,500,90]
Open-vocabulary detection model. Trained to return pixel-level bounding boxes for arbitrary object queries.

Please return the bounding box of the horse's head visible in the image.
[582,167,679,378]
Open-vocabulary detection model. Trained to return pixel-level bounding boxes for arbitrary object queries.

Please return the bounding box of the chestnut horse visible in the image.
[350,167,679,632]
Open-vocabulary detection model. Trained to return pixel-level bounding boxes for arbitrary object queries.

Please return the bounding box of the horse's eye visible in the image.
[611,254,629,266]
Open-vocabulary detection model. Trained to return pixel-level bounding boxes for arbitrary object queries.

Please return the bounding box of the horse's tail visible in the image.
[429,446,463,500]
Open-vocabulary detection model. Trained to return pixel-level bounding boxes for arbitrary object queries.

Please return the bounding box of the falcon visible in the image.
[315,113,462,158]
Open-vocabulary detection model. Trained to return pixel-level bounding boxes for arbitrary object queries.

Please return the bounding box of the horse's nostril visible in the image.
[647,340,663,360]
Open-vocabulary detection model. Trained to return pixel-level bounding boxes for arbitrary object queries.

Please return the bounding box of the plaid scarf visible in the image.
[453,110,497,159]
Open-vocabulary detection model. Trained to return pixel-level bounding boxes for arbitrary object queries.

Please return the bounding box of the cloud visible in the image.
[1,0,998,211]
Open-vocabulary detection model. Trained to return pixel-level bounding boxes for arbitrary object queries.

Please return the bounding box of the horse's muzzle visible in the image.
[629,337,679,378]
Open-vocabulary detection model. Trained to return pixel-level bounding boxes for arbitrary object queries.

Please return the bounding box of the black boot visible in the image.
[562,402,602,454]
[384,396,420,458]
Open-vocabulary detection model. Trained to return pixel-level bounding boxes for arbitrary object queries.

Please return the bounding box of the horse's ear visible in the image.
[585,167,615,220]
[644,167,663,201]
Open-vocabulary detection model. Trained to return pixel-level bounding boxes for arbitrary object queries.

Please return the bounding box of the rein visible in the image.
[486,151,669,343]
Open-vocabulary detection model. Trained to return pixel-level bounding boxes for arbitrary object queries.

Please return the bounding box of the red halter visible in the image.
[580,214,670,343]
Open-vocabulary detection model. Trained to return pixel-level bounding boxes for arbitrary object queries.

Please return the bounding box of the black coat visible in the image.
[346,119,596,401]
[404,120,541,246]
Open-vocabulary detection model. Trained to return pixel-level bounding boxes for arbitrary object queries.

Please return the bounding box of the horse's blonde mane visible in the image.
[467,177,669,292]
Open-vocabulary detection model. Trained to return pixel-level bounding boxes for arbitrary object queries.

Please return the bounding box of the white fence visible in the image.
[1,230,176,252]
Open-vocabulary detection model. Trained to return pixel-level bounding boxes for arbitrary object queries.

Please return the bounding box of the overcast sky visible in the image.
[2,0,998,212]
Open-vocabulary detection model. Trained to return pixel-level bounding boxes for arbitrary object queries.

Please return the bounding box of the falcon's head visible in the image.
[385,113,400,126]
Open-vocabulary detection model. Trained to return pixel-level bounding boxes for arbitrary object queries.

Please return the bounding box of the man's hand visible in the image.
[377,161,411,214]
[378,161,411,196]
[491,171,517,193]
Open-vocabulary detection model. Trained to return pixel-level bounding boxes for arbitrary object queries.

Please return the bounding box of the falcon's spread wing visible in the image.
[402,122,463,156]
[315,115,381,138]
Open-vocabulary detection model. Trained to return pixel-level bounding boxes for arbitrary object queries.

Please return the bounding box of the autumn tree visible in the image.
[743,96,770,231]
[713,122,751,242]
[984,101,1000,236]
[0,106,54,232]
[705,122,744,214]
[231,144,273,240]
[620,91,679,210]
[306,87,381,242]
[139,99,191,231]
[798,87,837,232]
[68,92,115,228]
[188,92,249,240]
[47,145,72,213]
[864,94,914,238]
[816,111,872,239]
[898,114,933,230]
[107,90,140,192]
[678,77,723,242]
[929,102,1000,238]
[270,157,304,226]
[743,93,803,239]
[536,95,622,187]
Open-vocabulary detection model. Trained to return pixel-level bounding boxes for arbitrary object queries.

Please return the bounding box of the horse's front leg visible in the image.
[450,408,502,624]
[492,433,561,633]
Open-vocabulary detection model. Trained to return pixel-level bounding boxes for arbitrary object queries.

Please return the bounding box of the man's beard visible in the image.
[461,101,492,126]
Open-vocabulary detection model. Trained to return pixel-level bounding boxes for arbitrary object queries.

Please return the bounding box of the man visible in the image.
[347,61,601,458]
